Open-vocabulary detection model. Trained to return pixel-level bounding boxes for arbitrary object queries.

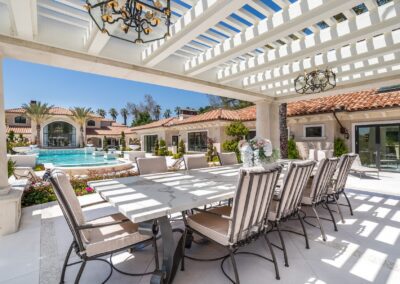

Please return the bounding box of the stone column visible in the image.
[256,100,280,150]
[0,56,10,196]
[279,103,288,159]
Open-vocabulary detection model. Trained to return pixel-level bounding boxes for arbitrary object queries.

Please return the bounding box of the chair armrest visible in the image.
[192,208,231,220]
[80,200,107,208]
[77,218,130,230]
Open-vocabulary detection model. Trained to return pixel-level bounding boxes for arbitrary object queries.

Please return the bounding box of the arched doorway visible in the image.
[43,121,76,147]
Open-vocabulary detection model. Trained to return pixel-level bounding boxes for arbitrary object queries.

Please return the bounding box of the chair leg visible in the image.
[332,194,345,224]
[60,242,74,284]
[74,260,86,284]
[276,222,289,267]
[264,234,280,280]
[325,199,338,232]
[153,236,159,270]
[312,206,326,242]
[342,191,354,216]
[297,212,310,249]
[181,229,187,271]
[228,248,240,284]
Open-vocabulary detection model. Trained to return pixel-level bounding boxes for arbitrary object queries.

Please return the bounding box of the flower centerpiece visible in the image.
[239,137,274,167]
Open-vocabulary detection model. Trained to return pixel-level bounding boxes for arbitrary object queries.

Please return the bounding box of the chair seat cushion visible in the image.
[187,206,231,246]
[84,213,151,257]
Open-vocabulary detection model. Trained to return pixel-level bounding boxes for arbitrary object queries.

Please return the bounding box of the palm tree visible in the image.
[164,109,171,118]
[153,104,161,120]
[70,107,92,147]
[96,108,106,118]
[109,108,118,121]
[120,108,129,125]
[22,101,53,147]
[174,106,181,116]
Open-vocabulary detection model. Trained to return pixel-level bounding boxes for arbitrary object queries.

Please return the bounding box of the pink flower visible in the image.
[85,187,94,193]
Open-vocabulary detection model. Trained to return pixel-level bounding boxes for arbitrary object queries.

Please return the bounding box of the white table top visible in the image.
[88,165,241,223]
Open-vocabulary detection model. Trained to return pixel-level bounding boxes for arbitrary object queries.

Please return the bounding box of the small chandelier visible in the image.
[294,69,336,94]
[85,0,171,44]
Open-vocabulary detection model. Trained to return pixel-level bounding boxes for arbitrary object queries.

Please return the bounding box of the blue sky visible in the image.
[3,59,210,122]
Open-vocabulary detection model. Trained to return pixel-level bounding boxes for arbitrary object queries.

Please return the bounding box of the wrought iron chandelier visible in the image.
[85,0,171,44]
[294,69,336,94]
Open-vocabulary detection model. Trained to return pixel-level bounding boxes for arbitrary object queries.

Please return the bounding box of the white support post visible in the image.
[256,100,280,150]
[0,56,24,236]
[0,57,10,196]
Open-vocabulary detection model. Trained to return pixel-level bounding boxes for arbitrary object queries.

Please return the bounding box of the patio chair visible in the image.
[183,154,208,170]
[217,152,239,166]
[43,169,159,284]
[182,166,283,282]
[350,154,379,179]
[267,160,315,267]
[136,156,168,175]
[301,158,339,241]
[328,153,357,216]
[13,166,42,183]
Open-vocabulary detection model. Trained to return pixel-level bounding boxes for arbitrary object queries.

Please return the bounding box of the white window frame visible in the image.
[302,124,326,140]
[186,130,208,153]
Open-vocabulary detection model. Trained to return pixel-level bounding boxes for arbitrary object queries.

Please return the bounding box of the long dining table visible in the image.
[88,165,242,284]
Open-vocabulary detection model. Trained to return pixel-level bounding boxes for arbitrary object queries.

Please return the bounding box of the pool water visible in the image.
[37,149,121,167]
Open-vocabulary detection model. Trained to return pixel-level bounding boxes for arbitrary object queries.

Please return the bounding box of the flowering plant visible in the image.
[249,137,273,161]
[239,137,274,167]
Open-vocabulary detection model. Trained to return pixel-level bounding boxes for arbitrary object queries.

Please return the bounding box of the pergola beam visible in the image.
[8,0,38,40]
[218,2,399,84]
[184,0,363,76]
[142,0,252,67]
[245,32,400,89]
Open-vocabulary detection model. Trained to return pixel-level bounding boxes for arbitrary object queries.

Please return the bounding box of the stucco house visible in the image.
[5,106,131,148]
[131,88,400,171]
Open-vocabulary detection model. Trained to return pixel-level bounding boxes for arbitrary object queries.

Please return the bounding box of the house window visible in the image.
[87,120,96,127]
[172,135,179,146]
[246,130,256,140]
[14,116,26,124]
[188,131,207,152]
[304,125,324,138]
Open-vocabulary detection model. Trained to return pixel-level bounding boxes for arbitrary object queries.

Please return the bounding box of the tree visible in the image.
[22,101,53,147]
[8,130,15,142]
[208,95,253,110]
[288,139,300,159]
[120,108,129,125]
[164,109,171,118]
[120,131,127,151]
[154,139,160,155]
[144,94,156,114]
[158,139,168,156]
[178,139,186,157]
[153,104,161,120]
[334,138,348,157]
[70,107,92,147]
[174,106,181,116]
[126,103,140,122]
[109,108,118,121]
[223,121,249,162]
[132,111,152,126]
[96,108,106,118]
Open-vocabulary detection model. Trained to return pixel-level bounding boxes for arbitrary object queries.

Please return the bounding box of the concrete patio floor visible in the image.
[1,173,400,284]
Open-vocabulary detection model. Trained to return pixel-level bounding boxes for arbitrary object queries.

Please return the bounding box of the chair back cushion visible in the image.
[309,158,339,203]
[218,152,238,166]
[136,157,168,175]
[308,149,316,161]
[184,154,208,170]
[277,160,315,220]
[334,154,357,192]
[228,165,281,244]
[50,170,89,248]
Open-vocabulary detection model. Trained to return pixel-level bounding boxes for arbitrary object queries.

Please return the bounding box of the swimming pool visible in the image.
[37,149,121,167]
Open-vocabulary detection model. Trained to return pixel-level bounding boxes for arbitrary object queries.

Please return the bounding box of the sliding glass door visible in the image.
[355,123,400,171]
[144,135,158,153]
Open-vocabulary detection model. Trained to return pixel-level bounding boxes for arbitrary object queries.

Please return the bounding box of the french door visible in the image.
[355,123,400,171]
[144,135,158,153]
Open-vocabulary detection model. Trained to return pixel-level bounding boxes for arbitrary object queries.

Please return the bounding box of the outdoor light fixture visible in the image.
[294,69,336,94]
[85,0,171,44]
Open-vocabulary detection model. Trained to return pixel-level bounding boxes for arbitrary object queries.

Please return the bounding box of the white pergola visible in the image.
[0,0,399,232]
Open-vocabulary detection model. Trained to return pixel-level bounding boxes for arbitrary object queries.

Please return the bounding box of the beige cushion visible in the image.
[218,152,238,166]
[267,200,279,221]
[137,157,168,175]
[184,154,208,170]
[84,213,151,257]
[301,178,313,205]
[187,206,231,246]
[124,151,146,162]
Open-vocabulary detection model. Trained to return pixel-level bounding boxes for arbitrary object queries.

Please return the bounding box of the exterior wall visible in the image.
[6,113,31,127]
[86,118,102,128]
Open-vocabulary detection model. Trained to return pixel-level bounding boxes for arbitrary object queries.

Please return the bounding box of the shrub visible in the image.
[178,140,185,156]
[158,139,168,156]
[34,164,45,171]
[172,153,182,159]
[8,159,15,178]
[167,150,173,156]
[8,130,15,142]
[222,140,240,161]
[223,121,250,162]
[103,136,108,151]
[120,131,127,151]
[288,139,300,159]
[334,137,348,157]
[154,139,160,155]
[206,138,217,162]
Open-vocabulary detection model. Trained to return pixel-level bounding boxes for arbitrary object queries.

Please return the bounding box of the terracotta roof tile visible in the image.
[6,126,32,134]
[86,125,129,136]
[6,107,102,118]
[130,117,177,131]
